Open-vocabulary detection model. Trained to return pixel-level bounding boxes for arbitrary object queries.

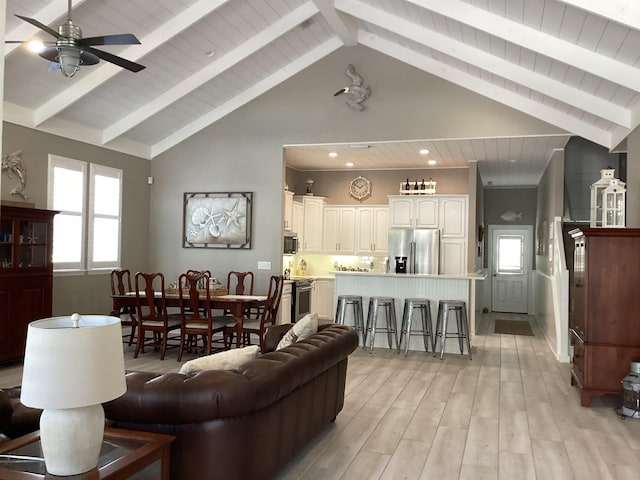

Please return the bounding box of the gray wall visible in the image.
[563,137,623,222]
[150,45,562,293]
[627,126,640,227]
[1,122,151,315]
[536,150,565,275]
[484,187,538,227]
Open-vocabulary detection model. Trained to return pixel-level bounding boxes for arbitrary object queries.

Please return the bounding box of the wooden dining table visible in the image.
[111,292,267,348]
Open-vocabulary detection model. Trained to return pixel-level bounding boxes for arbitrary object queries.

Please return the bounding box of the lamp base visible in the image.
[40,404,105,476]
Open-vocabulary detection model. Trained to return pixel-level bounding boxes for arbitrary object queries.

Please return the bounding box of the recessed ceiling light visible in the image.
[509,159,517,163]
[205,50,215,57]
[428,159,437,165]
[419,149,430,155]
[346,162,354,167]
[329,152,338,158]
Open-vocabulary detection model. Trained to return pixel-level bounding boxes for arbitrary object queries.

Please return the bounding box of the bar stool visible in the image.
[335,295,365,346]
[398,298,434,356]
[434,300,472,360]
[365,297,398,353]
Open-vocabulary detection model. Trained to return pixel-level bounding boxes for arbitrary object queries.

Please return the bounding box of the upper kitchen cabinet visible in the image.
[323,207,356,253]
[292,201,304,236]
[283,190,294,232]
[355,207,388,254]
[439,196,468,238]
[388,196,438,228]
[297,196,325,252]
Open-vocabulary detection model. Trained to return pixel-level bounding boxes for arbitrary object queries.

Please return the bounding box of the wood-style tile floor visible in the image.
[1,313,639,479]
[276,313,640,480]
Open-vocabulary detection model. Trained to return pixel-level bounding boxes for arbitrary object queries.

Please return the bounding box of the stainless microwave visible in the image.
[284,233,298,254]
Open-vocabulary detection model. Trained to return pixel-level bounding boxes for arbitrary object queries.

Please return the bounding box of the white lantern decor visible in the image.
[590,168,626,228]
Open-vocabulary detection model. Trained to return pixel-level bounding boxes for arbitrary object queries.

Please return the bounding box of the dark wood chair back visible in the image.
[227,271,254,295]
[110,268,132,296]
[135,272,170,324]
[260,275,284,329]
[178,271,211,324]
[110,268,137,345]
[133,271,181,360]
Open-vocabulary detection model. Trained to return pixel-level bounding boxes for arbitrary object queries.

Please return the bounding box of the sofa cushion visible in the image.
[179,345,259,374]
[276,313,318,350]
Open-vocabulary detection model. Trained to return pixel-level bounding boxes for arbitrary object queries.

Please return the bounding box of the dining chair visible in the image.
[177,270,229,361]
[134,272,181,360]
[227,275,284,351]
[110,268,137,346]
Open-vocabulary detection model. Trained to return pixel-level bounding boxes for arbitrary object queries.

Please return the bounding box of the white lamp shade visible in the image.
[20,315,126,410]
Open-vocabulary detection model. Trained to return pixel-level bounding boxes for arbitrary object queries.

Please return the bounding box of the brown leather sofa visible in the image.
[103,323,358,480]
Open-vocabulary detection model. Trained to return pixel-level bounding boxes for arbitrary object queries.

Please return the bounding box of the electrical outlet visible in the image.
[257,261,271,270]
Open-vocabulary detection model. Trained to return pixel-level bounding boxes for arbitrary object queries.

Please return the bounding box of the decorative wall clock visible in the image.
[349,176,371,200]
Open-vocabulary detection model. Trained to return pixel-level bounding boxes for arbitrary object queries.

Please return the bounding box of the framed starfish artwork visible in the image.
[182,192,252,248]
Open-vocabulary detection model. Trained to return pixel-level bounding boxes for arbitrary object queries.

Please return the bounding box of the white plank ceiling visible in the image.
[3,0,639,186]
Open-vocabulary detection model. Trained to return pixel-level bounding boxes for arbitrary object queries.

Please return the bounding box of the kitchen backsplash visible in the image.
[283,254,388,276]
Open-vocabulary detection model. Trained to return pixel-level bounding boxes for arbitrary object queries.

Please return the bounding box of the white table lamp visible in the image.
[20,314,126,476]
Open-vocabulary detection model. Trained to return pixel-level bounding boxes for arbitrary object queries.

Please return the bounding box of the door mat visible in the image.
[493,319,534,336]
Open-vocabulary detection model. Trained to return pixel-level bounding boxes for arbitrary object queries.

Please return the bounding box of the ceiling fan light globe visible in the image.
[57,47,80,77]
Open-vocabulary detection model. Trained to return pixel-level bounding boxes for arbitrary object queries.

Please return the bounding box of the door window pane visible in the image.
[497,235,523,274]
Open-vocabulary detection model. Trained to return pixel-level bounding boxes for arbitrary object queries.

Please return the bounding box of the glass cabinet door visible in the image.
[0,218,13,268]
[18,220,49,268]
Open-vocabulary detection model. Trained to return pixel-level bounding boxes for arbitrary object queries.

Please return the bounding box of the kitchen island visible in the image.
[334,271,486,353]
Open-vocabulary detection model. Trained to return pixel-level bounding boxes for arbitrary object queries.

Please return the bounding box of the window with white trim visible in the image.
[48,155,122,272]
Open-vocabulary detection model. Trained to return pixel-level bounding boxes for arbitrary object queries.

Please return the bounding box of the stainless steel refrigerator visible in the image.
[388,228,440,274]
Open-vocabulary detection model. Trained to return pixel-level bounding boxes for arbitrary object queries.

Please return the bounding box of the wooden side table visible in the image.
[0,427,174,479]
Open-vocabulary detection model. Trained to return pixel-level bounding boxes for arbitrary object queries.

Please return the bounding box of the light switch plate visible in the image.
[257,261,271,270]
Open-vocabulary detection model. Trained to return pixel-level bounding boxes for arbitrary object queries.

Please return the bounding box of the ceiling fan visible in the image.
[7,0,145,78]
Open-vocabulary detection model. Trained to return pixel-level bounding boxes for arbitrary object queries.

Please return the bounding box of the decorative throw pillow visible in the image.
[276,313,319,350]
[179,345,259,374]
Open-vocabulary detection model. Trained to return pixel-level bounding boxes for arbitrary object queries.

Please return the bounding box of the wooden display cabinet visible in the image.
[569,227,640,406]
[0,206,57,362]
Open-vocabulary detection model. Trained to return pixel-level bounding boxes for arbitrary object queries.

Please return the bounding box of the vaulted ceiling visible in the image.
[3,1,639,183]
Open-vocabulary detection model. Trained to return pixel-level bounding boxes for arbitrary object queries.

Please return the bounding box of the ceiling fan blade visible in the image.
[14,14,60,39]
[85,46,145,72]
[5,40,26,44]
[78,33,141,47]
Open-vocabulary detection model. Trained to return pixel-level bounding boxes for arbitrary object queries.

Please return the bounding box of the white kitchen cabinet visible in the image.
[298,196,325,252]
[311,278,335,321]
[292,201,303,233]
[355,206,388,254]
[283,190,294,232]
[439,196,467,237]
[323,207,356,253]
[440,238,467,275]
[388,196,438,228]
[278,281,293,324]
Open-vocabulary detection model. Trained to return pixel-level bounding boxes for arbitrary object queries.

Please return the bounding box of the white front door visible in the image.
[490,226,532,313]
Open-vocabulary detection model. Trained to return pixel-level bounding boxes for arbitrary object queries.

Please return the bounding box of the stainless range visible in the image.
[291,279,313,322]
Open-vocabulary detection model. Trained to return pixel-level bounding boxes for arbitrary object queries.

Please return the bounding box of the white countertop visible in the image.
[332,271,487,280]
[289,275,335,280]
